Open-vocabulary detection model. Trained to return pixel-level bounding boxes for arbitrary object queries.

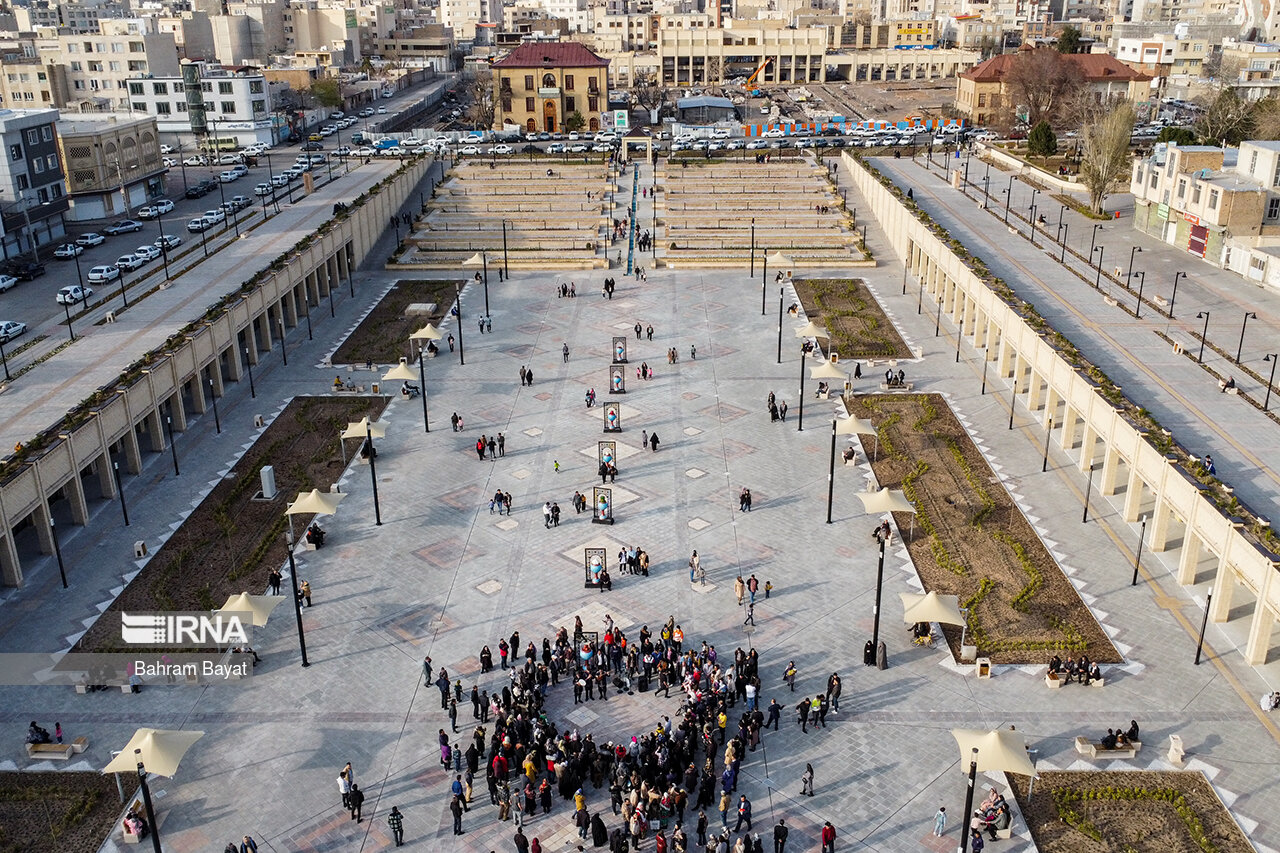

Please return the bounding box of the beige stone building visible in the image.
[57,114,167,221]
[955,50,1149,126]
[656,22,829,85]
[1114,32,1210,80]
[492,41,608,134]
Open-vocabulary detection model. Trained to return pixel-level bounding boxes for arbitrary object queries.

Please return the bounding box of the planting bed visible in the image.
[850,393,1119,663]
[1009,771,1251,853]
[793,278,913,361]
[332,278,461,365]
[74,396,386,652]
[0,771,138,853]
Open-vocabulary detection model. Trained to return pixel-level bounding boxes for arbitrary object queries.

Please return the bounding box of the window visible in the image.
[132,102,147,112]
[526,96,535,111]
[1192,183,1201,203]
[1269,197,1280,218]
[1177,179,1186,199]
[32,158,43,173]
[249,80,263,93]
[129,82,144,95]
[1149,170,1158,189]
[1251,150,1258,174]
[542,73,556,87]
[220,101,235,114]
[252,99,265,114]
[524,75,534,89]
[41,126,50,141]
[156,102,171,114]
[70,61,82,71]
[566,96,575,112]
[588,96,598,111]
[9,143,21,160]
[565,74,575,90]
[153,82,168,95]
[44,154,55,170]
[218,81,233,94]
[978,93,986,107]
[174,82,184,93]
[1208,189,1219,209]
[25,129,38,144]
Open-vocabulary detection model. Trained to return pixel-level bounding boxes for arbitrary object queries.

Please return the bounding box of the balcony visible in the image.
[538,87,560,98]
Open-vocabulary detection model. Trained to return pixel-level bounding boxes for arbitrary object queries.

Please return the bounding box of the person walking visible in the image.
[734,576,746,606]
[543,502,553,528]
[563,343,570,363]
[734,795,752,832]
[498,433,505,457]
[800,764,814,797]
[348,783,364,822]
[520,366,528,386]
[422,656,433,686]
[797,697,810,733]
[783,661,797,691]
[739,488,752,512]
[933,806,947,836]
[338,770,352,810]
[773,819,788,853]
[743,602,755,626]
[646,324,654,341]
[747,574,759,604]
[387,806,405,846]
[477,437,487,461]
[826,672,842,713]
[635,321,643,339]
[268,568,281,595]
[649,432,660,452]
[514,828,529,853]
[821,822,836,853]
[448,794,464,835]
[642,429,648,450]
[766,699,781,730]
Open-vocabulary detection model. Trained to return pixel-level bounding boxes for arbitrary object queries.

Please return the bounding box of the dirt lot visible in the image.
[850,393,1120,664]
[793,278,914,360]
[74,396,387,653]
[0,771,138,853]
[756,81,956,124]
[1010,771,1252,853]
[332,279,462,366]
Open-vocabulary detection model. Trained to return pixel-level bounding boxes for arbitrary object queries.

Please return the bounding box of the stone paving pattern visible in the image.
[0,157,1277,853]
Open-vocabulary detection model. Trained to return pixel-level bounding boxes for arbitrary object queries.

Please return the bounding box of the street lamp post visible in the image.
[454,283,465,365]
[825,418,838,524]
[750,219,756,277]
[50,518,68,588]
[1094,247,1105,292]
[1236,311,1257,363]
[1090,224,1102,260]
[208,377,221,434]
[935,295,943,337]
[761,249,768,316]
[156,215,172,281]
[1057,203,1066,234]
[776,287,784,364]
[1126,245,1142,290]
[418,349,431,431]
[1003,175,1014,224]
[134,751,164,853]
[1133,271,1146,319]
[1028,204,1038,244]
[0,335,8,380]
[365,422,382,526]
[1263,353,1277,411]
[1169,271,1186,318]
[981,175,989,209]
[61,298,75,342]
[165,415,180,476]
[278,318,288,366]
[1196,311,1210,363]
[244,346,256,398]
[112,457,129,526]
[1058,223,1069,263]
[957,748,980,853]
[285,530,310,666]
[502,219,510,279]
[869,534,886,664]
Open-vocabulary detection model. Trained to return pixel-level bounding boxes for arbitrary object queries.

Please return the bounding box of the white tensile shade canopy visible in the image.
[342,417,387,440]
[102,728,205,778]
[216,592,285,627]
[382,358,418,382]
[409,323,443,341]
[835,416,877,436]
[286,489,345,517]
[900,591,965,627]
[462,252,485,267]
[794,321,829,339]
[810,360,848,380]
[856,487,916,515]
[766,251,793,268]
[950,728,1038,778]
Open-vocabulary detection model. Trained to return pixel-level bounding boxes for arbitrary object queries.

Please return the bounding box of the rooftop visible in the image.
[492,41,609,69]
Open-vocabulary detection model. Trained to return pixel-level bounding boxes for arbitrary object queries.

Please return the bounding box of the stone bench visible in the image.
[26,741,73,760]
[1074,735,1140,759]
[879,382,915,392]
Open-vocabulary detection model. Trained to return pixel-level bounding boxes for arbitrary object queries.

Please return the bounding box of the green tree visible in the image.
[1080,103,1134,214]
[1027,120,1058,159]
[565,111,586,132]
[1056,25,1082,54]
[308,77,343,109]
[1157,126,1197,145]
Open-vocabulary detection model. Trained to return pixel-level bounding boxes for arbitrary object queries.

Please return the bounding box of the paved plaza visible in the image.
[0,155,1278,853]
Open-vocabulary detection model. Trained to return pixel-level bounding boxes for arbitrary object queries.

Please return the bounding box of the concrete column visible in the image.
[64,474,89,526]
[1122,470,1144,522]
[0,532,21,587]
[1043,388,1060,426]
[96,451,116,499]
[210,360,226,396]
[187,376,208,415]
[1077,425,1098,471]
[1099,446,1121,496]
[145,409,165,453]
[1149,495,1174,552]
[283,290,299,328]
[167,394,188,432]
[1209,556,1234,622]
[255,311,273,351]
[1059,405,1077,449]
[33,503,53,555]
[997,337,1014,378]
[1027,370,1044,411]
[1176,530,1202,585]
[1244,581,1274,665]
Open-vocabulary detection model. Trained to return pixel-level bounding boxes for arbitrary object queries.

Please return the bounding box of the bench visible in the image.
[1074,735,1140,759]
[26,742,73,760]
[1045,672,1061,689]
[72,736,88,753]
[878,382,915,392]
[121,798,146,845]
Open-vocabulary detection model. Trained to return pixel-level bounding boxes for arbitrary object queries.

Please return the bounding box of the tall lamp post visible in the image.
[1133,270,1146,319]
[1263,353,1277,411]
[284,530,310,666]
[134,751,164,853]
[344,418,387,525]
[761,248,769,316]
[1093,246,1105,293]
[1003,174,1015,224]
[1090,224,1102,260]
[1169,270,1186,318]
[1126,245,1143,290]
[826,415,869,524]
[795,321,832,432]
[1236,311,1257,364]
[409,324,444,432]
[957,748,980,853]
[1196,311,1210,363]
[1058,222,1069,264]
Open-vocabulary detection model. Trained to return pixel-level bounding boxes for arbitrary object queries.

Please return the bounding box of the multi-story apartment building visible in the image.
[1219,39,1280,101]
[492,41,608,133]
[657,22,829,85]
[364,27,453,71]
[57,114,166,220]
[1131,141,1280,290]
[440,0,502,43]
[1114,32,1209,79]
[125,62,278,146]
[590,8,658,53]
[284,1,360,65]
[0,108,69,261]
[50,19,181,111]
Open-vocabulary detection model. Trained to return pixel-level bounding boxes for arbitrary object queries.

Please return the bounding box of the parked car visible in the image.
[255,182,273,196]
[137,200,174,219]
[490,144,514,155]
[219,170,239,183]
[568,144,589,153]
[54,243,84,258]
[162,157,177,168]
[376,106,387,114]
[114,254,145,272]
[76,233,106,247]
[459,146,480,155]
[159,144,174,154]
[547,143,567,153]
[217,153,243,165]
[229,195,252,210]
[0,320,27,343]
[333,145,352,157]
[351,146,377,156]
[88,263,121,282]
[103,219,143,235]
[154,234,183,251]
[202,208,226,223]
[187,217,214,233]
[182,155,208,166]
[301,141,324,151]
[400,137,424,147]
[0,274,17,293]
[4,261,45,280]
[132,245,161,261]
[57,283,96,302]
[270,174,290,187]
[185,184,210,199]
[359,107,375,117]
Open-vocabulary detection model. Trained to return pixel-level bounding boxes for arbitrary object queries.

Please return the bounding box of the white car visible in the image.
[219,170,239,183]
[162,157,176,168]
[592,143,612,152]
[489,144,513,155]
[270,174,290,187]
[725,140,745,150]
[58,284,95,303]
[351,146,377,156]
[333,145,352,157]
[137,200,174,219]
[0,320,27,343]
[376,106,387,114]
[568,144,589,153]
[88,263,121,282]
[203,208,226,223]
[133,245,161,261]
[568,132,580,140]
[254,182,273,196]
[76,233,106,247]
[320,125,337,136]
[548,143,567,153]
[359,107,375,117]
[114,254,145,271]
[183,155,208,166]
[378,147,403,157]
[711,128,731,139]
[187,217,215,233]
[745,141,767,150]
[217,153,243,165]
[459,146,480,155]
[0,275,16,293]
[762,128,785,139]
[330,111,344,120]
[55,243,85,258]
[154,235,183,251]
[159,144,174,154]
[400,137,423,147]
